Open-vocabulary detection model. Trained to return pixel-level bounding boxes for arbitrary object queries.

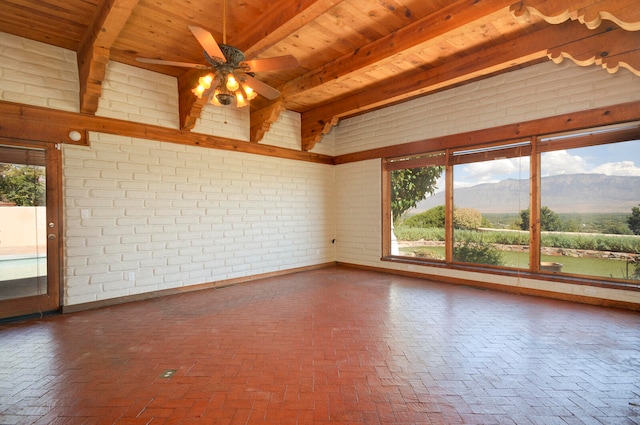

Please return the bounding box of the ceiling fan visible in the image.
[136,3,297,107]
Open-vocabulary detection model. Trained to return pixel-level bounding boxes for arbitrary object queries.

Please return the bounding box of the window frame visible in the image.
[382,122,640,290]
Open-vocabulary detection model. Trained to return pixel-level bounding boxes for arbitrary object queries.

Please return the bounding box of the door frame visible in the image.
[0,138,63,320]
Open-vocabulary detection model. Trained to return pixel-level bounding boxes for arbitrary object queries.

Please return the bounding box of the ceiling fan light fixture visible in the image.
[225,73,240,91]
[235,91,247,108]
[138,24,294,108]
[242,84,257,101]
[197,70,251,108]
[192,84,206,98]
[216,93,234,106]
[199,74,214,88]
[192,73,215,98]
[212,84,234,106]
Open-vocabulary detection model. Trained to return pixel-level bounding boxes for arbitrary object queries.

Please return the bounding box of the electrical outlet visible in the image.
[128,272,135,281]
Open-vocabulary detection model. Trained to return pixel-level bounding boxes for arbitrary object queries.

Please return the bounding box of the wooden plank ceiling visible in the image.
[0,0,638,150]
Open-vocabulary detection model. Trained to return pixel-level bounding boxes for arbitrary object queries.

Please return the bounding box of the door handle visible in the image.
[48,234,56,240]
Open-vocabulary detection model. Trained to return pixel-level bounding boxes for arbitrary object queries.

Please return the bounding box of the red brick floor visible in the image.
[1,266,639,424]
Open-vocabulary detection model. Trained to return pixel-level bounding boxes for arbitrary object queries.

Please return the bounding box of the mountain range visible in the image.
[412,173,640,214]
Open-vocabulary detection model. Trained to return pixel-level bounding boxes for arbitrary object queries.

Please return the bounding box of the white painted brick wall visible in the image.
[261,110,302,150]
[63,136,335,305]
[309,128,335,157]
[0,32,79,112]
[192,103,250,141]
[333,61,640,156]
[98,62,180,128]
[335,160,381,267]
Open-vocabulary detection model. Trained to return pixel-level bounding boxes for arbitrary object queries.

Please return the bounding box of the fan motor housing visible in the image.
[205,44,245,67]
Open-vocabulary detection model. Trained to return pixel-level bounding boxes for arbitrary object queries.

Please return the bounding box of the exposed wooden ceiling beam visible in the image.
[248,0,512,144]
[236,0,343,58]
[299,20,613,151]
[510,0,640,31]
[78,0,139,114]
[279,0,512,101]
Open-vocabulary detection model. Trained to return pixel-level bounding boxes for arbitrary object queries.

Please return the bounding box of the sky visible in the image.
[451,139,640,190]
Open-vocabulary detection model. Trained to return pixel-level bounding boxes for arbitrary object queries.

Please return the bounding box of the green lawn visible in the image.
[400,246,637,280]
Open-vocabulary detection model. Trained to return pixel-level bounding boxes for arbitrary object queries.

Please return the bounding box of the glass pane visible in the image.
[391,165,446,260]
[452,155,530,268]
[0,146,48,300]
[540,140,640,281]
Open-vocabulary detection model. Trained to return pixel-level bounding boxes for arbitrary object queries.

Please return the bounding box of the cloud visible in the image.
[461,158,529,182]
[541,150,587,176]
[592,161,640,176]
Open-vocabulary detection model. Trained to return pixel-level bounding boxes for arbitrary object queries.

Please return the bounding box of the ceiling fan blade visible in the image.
[189,26,225,62]
[136,57,208,69]
[241,55,298,73]
[244,75,281,100]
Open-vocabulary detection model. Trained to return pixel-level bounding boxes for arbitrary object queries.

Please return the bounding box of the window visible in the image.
[451,142,530,269]
[384,152,446,261]
[384,122,640,286]
[537,126,640,281]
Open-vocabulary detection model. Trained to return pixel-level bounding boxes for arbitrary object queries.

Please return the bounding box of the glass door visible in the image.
[0,141,61,320]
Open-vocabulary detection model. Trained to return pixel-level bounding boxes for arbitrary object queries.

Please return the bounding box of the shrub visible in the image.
[402,205,483,230]
[403,205,445,228]
[393,226,445,241]
[454,208,482,230]
[453,240,504,266]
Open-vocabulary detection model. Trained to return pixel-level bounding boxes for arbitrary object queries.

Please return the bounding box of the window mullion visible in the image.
[530,136,541,272]
[445,148,454,264]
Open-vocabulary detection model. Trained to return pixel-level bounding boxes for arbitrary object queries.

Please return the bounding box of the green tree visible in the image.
[391,166,444,222]
[403,205,446,228]
[628,205,640,235]
[519,206,562,231]
[519,208,530,231]
[0,164,45,206]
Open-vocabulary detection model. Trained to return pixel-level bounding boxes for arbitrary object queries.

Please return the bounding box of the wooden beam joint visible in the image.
[178,69,210,131]
[548,27,640,76]
[77,0,139,114]
[510,0,640,31]
[250,101,286,143]
[301,115,338,151]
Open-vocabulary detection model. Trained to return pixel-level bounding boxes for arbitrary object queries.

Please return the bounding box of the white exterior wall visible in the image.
[333,60,640,304]
[0,32,335,307]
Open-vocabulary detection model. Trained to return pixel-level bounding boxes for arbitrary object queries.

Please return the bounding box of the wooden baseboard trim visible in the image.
[62,262,336,314]
[336,262,640,312]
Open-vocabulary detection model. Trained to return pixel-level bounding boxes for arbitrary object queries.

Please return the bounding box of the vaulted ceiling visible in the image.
[0,0,638,150]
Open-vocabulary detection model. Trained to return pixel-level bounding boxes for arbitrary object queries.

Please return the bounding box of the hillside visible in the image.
[412,174,640,214]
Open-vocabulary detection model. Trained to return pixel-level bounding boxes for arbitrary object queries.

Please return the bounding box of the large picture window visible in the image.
[384,122,640,286]
[537,127,640,281]
[452,142,530,269]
